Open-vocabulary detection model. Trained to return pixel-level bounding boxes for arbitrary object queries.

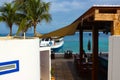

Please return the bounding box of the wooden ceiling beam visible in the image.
[81,12,95,21]
[95,13,116,21]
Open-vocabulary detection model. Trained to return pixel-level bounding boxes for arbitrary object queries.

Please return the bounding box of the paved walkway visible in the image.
[52,58,80,80]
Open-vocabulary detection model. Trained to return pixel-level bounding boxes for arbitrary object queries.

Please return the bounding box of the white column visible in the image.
[108,36,120,80]
[40,47,51,80]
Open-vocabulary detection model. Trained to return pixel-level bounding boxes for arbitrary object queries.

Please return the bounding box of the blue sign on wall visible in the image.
[0,60,19,75]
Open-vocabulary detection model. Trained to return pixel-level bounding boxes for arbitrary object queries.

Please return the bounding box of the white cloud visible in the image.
[46,0,120,13]
[50,0,83,13]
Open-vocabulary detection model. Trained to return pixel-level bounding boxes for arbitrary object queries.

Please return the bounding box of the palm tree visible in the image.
[16,18,31,35]
[12,0,31,35]
[11,0,52,36]
[26,0,52,36]
[0,3,18,36]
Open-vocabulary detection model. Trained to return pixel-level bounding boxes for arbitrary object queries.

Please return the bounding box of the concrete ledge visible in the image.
[0,36,37,40]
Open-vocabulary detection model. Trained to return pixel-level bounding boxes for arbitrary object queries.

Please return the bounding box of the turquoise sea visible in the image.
[59,32,110,53]
[0,32,109,53]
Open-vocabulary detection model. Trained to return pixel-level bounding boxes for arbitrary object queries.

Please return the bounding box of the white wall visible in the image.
[0,38,40,80]
[108,36,120,80]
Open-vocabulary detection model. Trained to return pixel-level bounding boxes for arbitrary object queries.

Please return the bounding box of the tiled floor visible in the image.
[51,54,107,80]
[51,57,84,80]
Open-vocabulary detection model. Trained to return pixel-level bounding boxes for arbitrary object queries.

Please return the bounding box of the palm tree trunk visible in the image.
[34,24,36,36]
[10,26,12,36]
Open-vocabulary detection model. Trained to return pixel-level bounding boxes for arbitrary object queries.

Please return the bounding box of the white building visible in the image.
[0,36,51,80]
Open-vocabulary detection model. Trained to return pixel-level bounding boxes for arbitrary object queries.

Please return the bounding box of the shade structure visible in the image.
[36,32,43,37]
[36,5,120,80]
[39,20,80,38]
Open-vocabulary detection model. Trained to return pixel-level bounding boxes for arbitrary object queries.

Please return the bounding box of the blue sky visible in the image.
[0,0,120,34]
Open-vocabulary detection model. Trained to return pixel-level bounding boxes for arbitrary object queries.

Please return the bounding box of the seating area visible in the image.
[74,53,93,77]
[51,53,107,80]
[64,50,73,59]
[51,50,73,59]
[74,53,108,79]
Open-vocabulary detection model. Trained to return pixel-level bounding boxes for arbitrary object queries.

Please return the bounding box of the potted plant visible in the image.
[51,68,55,80]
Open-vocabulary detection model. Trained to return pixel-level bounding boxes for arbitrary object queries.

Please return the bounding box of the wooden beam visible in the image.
[92,26,99,80]
[95,13,116,21]
[82,12,95,21]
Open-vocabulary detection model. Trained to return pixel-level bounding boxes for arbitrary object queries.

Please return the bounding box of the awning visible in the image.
[39,20,80,38]
[36,32,43,37]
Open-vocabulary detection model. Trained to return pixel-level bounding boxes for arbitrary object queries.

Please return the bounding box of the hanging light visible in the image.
[87,39,91,51]
[87,33,91,51]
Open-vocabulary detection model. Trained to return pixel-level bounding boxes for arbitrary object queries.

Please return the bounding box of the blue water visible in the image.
[0,32,109,53]
[59,32,109,53]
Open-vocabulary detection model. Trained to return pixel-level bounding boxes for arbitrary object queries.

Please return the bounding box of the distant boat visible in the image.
[40,37,64,52]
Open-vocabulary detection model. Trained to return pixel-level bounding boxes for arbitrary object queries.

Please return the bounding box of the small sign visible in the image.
[0,60,19,75]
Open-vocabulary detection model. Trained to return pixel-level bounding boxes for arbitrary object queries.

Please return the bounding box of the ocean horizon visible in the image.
[0,32,109,54]
[59,32,110,54]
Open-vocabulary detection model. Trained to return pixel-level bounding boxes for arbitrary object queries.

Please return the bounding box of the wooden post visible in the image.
[92,26,98,80]
[111,20,120,35]
[79,27,83,63]
[111,10,120,35]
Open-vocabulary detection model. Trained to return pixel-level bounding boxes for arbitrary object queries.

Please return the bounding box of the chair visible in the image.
[64,50,73,59]
[79,62,92,77]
